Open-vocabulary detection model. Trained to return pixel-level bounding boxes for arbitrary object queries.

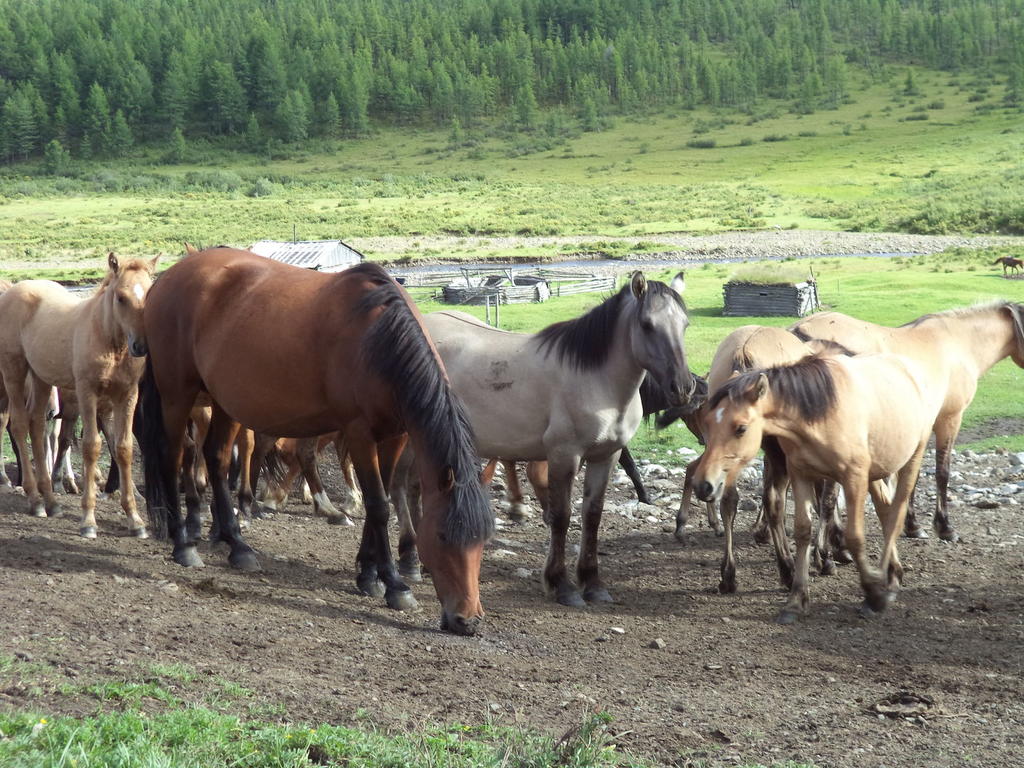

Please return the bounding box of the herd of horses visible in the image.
[1,245,1022,634]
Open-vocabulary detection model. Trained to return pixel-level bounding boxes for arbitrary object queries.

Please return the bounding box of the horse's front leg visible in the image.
[577,452,618,603]
[350,427,415,611]
[299,437,349,526]
[389,445,421,582]
[233,427,255,519]
[334,434,362,524]
[675,455,698,542]
[502,460,530,521]
[762,440,793,588]
[718,484,740,593]
[525,461,550,521]
[618,446,650,505]
[16,374,59,517]
[928,417,961,542]
[777,475,814,624]
[542,453,583,606]
[203,407,259,572]
[111,390,147,537]
[77,388,110,536]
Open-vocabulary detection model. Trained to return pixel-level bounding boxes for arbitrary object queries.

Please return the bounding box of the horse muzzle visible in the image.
[695,479,721,503]
[128,336,148,357]
[440,611,483,636]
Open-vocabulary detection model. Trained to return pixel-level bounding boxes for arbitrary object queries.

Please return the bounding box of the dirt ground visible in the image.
[1,450,1022,768]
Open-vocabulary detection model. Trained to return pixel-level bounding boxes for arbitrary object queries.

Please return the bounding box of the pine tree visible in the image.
[109,109,133,157]
[276,90,309,142]
[166,126,187,163]
[319,92,340,138]
[205,61,247,134]
[244,112,261,150]
[42,138,71,174]
[514,82,539,130]
[83,82,112,156]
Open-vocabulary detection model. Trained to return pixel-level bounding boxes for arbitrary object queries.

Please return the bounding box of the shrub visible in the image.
[762,134,788,142]
[686,138,716,149]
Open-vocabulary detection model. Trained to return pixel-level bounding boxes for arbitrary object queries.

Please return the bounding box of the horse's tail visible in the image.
[353,264,494,546]
[139,355,171,539]
[258,442,290,496]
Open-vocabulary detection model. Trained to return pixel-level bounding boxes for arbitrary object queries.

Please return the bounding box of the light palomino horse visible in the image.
[420,272,695,606]
[791,302,1024,542]
[0,254,157,536]
[140,248,492,634]
[0,279,13,489]
[676,325,852,593]
[693,354,945,623]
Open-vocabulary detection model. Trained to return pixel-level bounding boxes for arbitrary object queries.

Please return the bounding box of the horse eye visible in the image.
[640,320,654,332]
[735,424,747,437]
[117,295,126,304]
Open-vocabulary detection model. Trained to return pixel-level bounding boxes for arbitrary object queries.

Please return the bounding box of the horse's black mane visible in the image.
[353,262,494,545]
[536,280,685,370]
[708,355,837,423]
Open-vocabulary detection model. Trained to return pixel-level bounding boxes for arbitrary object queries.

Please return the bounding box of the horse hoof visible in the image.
[327,515,354,527]
[555,588,586,608]
[385,589,419,611]
[357,577,387,599]
[79,525,97,539]
[507,502,530,522]
[819,559,836,577]
[583,587,613,604]
[776,609,801,625]
[673,528,688,545]
[46,503,64,519]
[229,550,262,572]
[130,527,149,539]
[937,527,959,543]
[398,565,423,583]
[718,579,737,595]
[752,528,772,545]
[173,546,205,568]
[904,525,929,540]
[835,548,854,565]
[30,502,46,518]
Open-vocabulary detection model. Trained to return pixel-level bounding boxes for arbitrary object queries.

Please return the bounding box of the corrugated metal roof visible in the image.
[250,240,364,272]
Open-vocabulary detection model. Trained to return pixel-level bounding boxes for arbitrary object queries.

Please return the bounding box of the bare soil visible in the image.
[1,454,1023,768]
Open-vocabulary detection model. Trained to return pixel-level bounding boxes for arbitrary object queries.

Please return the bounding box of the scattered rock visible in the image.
[512,567,533,579]
[609,627,626,635]
[649,638,667,650]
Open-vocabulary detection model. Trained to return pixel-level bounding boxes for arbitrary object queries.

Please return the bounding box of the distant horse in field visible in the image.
[676,325,853,593]
[694,354,945,623]
[791,302,1024,543]
[410,273,695,606]
[0,254,157,537]
[993,256,1023,277]
[140,247,492,634]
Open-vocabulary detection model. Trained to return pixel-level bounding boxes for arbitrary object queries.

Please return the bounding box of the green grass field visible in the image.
[0,68,1021,270]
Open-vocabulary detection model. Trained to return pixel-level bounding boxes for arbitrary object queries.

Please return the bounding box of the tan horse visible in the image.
[791,302,1024,542]
[693,354,945,623]
[0,253,157,536]
[0,279,13,489]
[677,325,851,593]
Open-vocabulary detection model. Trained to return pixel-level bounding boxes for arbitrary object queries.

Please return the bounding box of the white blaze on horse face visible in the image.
[133,283,145,301]
[715,407,725,424]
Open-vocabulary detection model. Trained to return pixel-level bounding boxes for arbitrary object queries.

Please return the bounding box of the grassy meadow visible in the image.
[0,67,1021,270]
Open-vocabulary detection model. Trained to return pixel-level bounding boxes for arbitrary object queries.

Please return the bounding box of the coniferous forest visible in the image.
[0,0,1022,163]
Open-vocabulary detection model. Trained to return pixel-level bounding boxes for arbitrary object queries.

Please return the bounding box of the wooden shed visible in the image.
[722,279,819,317]
[250,239,364,272]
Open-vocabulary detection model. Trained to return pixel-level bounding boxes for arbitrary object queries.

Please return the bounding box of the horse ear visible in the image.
[148,255,161,273]
[746,372,769,403]
[184,242,198,255]
[107,252,120,273]
[440,466,456,493]
[670,271,685,296]
[630,271,647,299]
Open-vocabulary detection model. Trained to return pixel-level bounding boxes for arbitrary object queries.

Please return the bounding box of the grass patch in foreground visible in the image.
[0,709,643,768]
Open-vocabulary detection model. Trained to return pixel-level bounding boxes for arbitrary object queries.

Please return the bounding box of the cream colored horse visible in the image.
[791,302,1024,542]
[694,354,945,623]
[0,253,157,536]
[677,325,851,593]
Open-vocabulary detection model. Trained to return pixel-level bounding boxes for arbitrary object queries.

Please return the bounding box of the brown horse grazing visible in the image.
[993,256,1024,276]
[791,302,1024,542]
[0,254,157,536]
[140,247,493,634]
[694,354,945,623]
[676,326,852,593]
